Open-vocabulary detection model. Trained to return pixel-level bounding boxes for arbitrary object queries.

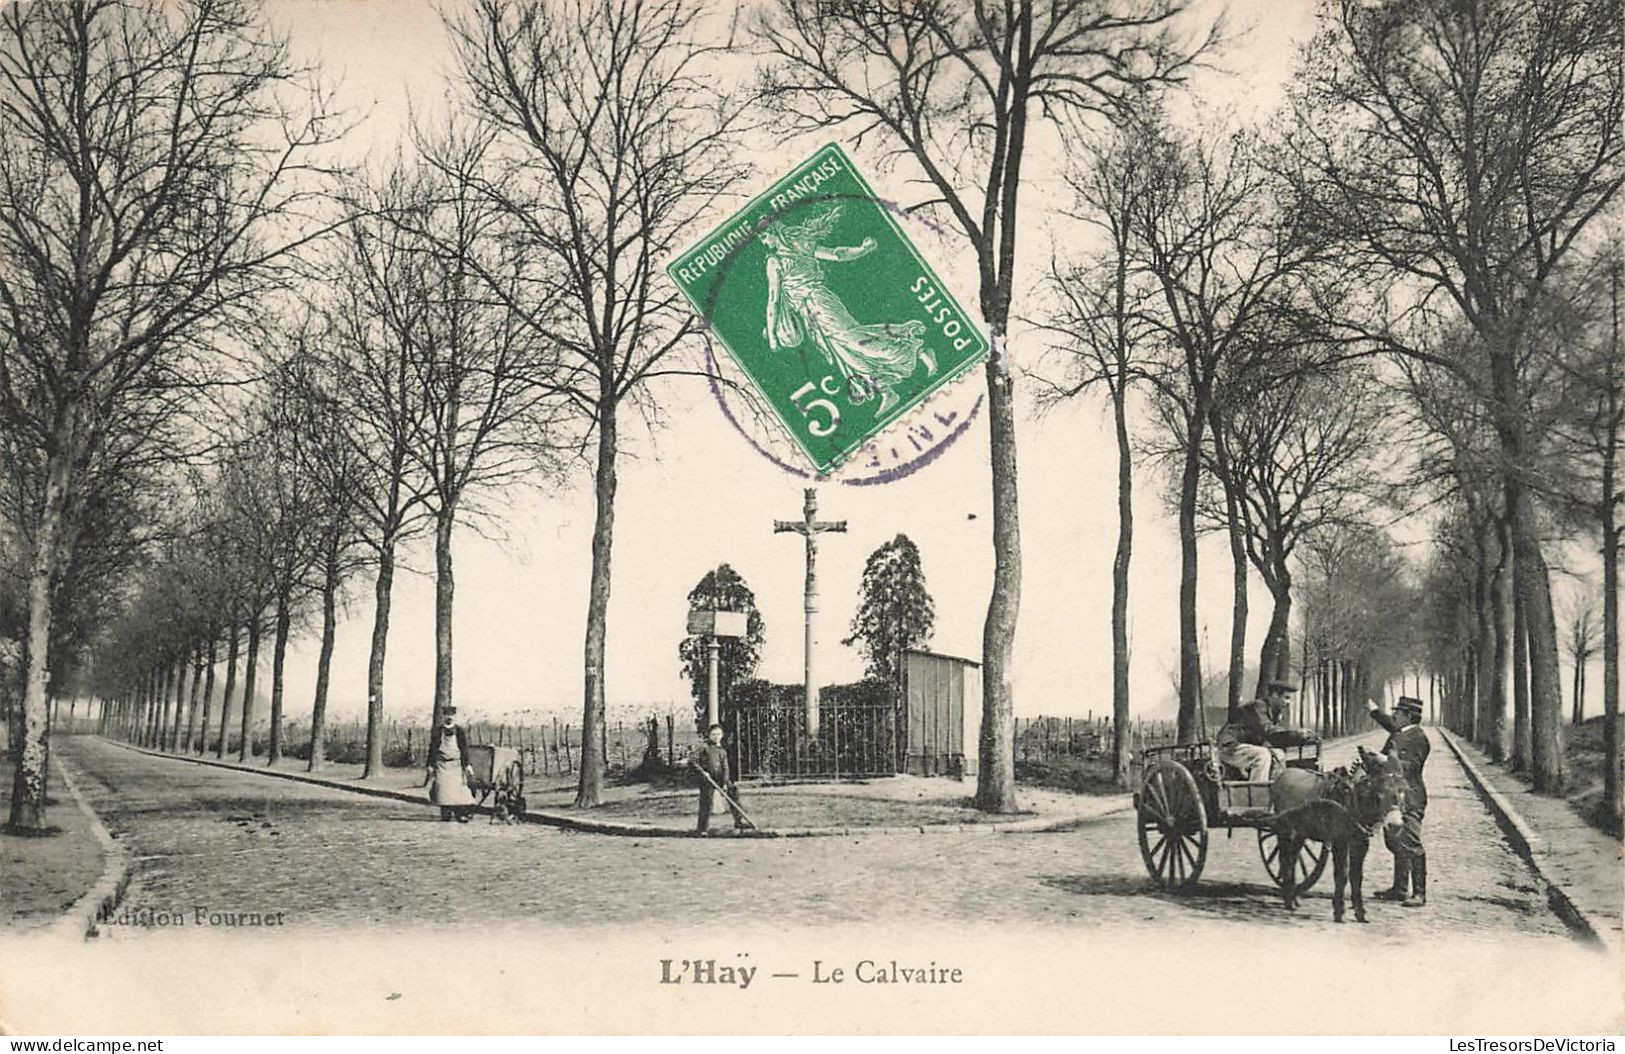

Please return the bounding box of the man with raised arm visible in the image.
[1369,696,1431,907]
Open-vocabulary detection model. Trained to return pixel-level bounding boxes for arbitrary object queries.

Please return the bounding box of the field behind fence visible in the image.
[274,709,710,781]
[1013,715,1178,763]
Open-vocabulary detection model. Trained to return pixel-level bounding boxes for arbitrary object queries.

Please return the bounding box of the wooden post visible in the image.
[666,713,675,767]
[564,723,574,773]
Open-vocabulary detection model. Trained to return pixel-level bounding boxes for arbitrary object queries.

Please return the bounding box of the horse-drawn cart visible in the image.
[1132,741,1328,895]
[466,744,527,822]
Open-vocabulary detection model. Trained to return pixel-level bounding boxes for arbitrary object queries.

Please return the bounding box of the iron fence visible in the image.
[734,692,899,779]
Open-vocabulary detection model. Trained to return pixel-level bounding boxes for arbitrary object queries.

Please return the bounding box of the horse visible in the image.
[1268,749,1409,923]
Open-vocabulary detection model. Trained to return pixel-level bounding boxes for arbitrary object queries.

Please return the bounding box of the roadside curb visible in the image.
[101,738,1126,838]
[50,754,131,941]
[1438,728,1616,955]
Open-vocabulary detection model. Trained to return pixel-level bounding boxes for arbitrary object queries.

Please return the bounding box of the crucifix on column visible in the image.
[774,487,846,739]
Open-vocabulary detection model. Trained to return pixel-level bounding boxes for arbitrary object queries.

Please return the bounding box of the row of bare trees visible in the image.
[5,0,1616,833]
[2,0,749,827]
[6,0,1236,825]
[1034,0,1620,828]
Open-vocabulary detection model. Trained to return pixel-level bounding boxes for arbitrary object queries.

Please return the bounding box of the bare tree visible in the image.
[1562,599,1600,725]
[389,126,569,738]
[445,0,748,807]
[1214,359,1389,700]
[1036,122,1156,787]
[325,168,439,779]
[1394,340,1512,759]
[0,0,339,828]
[275,334,369,769]
[1131,121,1320,741]
[757,0,1217,809]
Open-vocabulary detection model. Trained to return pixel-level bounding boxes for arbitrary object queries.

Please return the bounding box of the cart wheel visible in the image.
[1137,760,1208,892]
[1258,829,1328,893]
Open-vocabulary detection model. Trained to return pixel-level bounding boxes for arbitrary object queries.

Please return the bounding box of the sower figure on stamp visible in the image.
[689,723,745,834]
[1369,696,1430,906]
[1216,679,1318,781]
[427,705,475,823]
[760,205,935,413]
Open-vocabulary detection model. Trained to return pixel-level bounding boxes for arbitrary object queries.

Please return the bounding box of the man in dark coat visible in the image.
[1369,696,1430,906]
[1216,679,1318,781]
[690,723,745,834]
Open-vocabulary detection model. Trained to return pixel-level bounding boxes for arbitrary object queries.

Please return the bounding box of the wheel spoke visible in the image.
[1146,831,1168,869]
[1176,836,1195,879]
[1147,775,1170,818]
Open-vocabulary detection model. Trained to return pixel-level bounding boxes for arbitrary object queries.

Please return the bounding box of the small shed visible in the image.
[902,649,982,777]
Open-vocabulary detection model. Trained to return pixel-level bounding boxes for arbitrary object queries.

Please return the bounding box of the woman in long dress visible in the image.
[427,706,475,822]
[762,204,935,414]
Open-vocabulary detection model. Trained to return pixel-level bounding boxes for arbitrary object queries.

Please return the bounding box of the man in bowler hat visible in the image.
[1370,696,1430,906]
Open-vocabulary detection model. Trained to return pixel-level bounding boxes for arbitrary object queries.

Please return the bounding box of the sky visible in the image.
[232,0,1527,732]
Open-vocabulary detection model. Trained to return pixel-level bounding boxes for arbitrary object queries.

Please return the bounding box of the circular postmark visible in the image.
[671,148,990,486]
[702,337,984,486]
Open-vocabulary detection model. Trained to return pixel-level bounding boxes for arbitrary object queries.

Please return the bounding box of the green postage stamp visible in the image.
[667,144,989,475]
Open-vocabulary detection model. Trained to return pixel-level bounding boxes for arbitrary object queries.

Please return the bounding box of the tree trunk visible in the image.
[217,623,240,758]
[239,615,262,762]
[8,427,75,830]
[139,672,150,745]
[1603,288,1621,824]
[1509,483,1566,792]
[432,507,456,732]
[975,332,1022,812]
[267,592,291,765]
[148,667,163,747]
[1175,406,1206,743]
[310,548,340,771]
[1486,522,1509,763]
[1109,374,1133,788]
[1603,487,1620,826]
[1488,342,1566,791]
[1209,408,1247,720]
[199,632,218,756]
[169,657,187,754]
[575,397,617,808]
[184,644,204,754]
[1472,520,1493,747]
[1513,573,1532,770]
[1257,579,1292,698]
[1572,651,1583,725]
[157,662,175,752]
[362,541,396,779]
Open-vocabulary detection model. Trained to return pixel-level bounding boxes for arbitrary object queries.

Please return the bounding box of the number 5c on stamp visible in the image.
[666,143,989,475]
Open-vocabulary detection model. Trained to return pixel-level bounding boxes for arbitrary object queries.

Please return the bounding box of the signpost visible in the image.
[688,608,747,727]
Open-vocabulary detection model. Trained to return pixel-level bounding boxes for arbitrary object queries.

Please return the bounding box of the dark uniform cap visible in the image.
[1268,679,1298,694]
[1396,697,1423,714]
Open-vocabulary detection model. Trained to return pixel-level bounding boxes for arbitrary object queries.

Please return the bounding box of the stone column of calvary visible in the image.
[775,487,847,739]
